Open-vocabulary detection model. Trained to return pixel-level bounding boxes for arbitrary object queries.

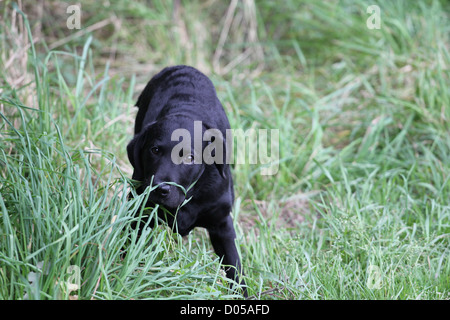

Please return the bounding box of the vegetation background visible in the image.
[0,0,449,299]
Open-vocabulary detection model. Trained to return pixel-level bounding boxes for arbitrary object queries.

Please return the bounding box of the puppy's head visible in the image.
[127,115,225,212]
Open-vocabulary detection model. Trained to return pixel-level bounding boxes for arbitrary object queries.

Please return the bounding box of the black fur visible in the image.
[127,65,247,297]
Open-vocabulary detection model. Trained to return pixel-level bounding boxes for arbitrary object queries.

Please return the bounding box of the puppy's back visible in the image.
[134,66,227,135]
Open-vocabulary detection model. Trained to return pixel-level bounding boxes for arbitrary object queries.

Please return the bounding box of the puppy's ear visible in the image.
[127,136,138,169]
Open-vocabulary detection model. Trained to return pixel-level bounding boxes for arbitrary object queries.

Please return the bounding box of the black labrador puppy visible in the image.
[127,65,247,297]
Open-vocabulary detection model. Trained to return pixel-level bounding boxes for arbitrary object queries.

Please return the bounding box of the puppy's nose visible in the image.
[156,183,171,197]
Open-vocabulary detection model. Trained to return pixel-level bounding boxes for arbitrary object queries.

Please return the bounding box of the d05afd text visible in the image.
[224,304,269,315]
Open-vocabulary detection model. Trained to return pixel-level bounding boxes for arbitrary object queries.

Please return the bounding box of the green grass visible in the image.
[0,0,449,299]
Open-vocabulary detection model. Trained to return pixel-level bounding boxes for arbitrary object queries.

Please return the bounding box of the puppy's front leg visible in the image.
[208,215,247,297]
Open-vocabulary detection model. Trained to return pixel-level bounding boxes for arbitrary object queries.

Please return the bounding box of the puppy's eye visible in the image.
[150,147,160,155]
[182,154,194,165]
